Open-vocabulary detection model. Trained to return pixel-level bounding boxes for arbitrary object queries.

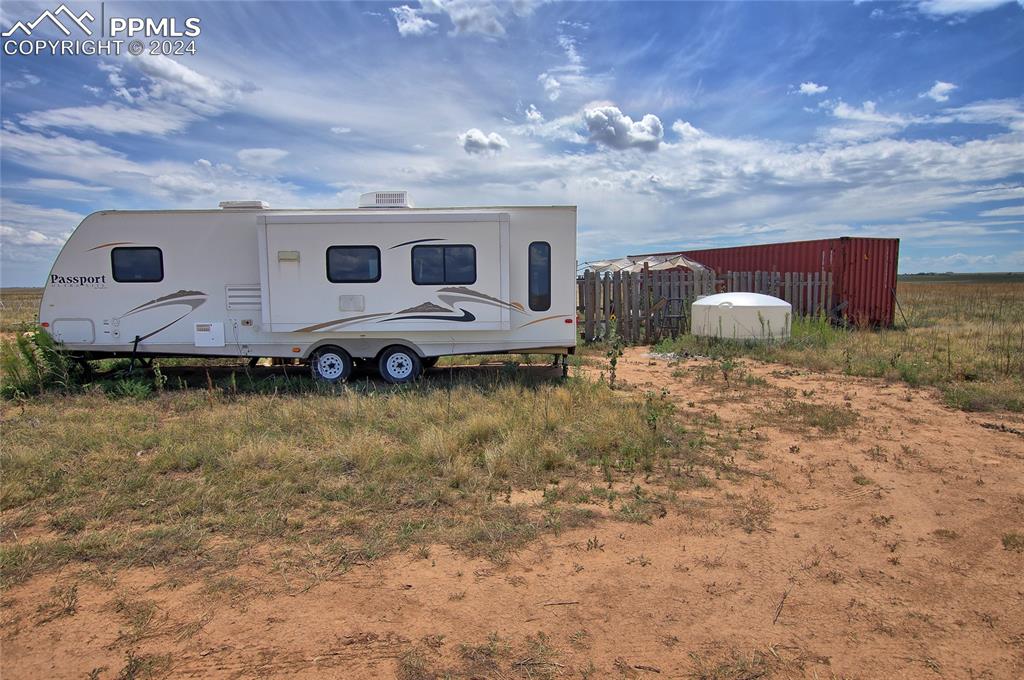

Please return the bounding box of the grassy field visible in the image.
[2,276,1018,591]
[0,288,41,332]
[2,283,1023,678]
[656,276,1024,412]
[0,365,737,591]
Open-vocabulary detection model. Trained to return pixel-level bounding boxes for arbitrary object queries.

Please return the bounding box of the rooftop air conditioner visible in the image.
[358,191,412,208]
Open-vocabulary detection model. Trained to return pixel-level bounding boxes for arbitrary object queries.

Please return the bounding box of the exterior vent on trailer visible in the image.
[358,191,412,208]
[219,200,270,210]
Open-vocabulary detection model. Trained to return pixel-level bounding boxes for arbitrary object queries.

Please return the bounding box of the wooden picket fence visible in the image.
[576,267,716,343]
[721,271,833,317]
[576,268,834,343]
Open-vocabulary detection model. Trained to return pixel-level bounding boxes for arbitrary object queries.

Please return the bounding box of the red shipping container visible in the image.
[631,237,900,326]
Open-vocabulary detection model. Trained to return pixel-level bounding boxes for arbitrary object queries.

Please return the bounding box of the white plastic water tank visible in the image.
[691,292,791,340]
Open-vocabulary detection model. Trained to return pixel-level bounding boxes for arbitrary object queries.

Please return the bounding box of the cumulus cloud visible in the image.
[458,128,509,155]
[525,104,544,123]
[798,81,829,95]
[921,80,957,102]
[672,120,705,140]
[237,147,289,168]
[391,5,438,37]
[584,106,664,151]
[331,126,352,134]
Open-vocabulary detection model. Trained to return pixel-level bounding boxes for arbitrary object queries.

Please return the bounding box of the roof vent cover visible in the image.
[359,191,412,209]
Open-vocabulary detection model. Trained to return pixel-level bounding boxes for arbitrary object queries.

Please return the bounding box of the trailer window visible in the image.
[412,245,476,285]
[111,247,163,283]
[528,242,551,311]
[327,246,381,283]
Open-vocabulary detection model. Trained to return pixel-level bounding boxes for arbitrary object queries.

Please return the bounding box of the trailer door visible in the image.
[259,212,511,332]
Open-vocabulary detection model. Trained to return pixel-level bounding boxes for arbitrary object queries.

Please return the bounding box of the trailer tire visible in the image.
[378,346,421,384]
[310,345,353,383]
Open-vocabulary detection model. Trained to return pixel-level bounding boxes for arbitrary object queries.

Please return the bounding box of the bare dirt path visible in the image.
[3,349,1023,678]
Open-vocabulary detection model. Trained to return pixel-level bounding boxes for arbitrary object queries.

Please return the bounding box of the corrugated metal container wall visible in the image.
[633,237,899,326]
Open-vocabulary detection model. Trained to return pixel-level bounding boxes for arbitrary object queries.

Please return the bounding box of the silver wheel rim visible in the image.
[316,352,345,380]
[386,353,414,379]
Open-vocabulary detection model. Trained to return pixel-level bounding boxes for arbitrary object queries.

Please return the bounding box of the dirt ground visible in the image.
[3,348,1023,678]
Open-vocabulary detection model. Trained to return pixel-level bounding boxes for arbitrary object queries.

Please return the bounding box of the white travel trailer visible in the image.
[39,192,577,383]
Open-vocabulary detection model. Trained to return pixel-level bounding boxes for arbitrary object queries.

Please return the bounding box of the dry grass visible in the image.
[0,364,741,588]
[656,277,1024,412]
[0,287,40,332]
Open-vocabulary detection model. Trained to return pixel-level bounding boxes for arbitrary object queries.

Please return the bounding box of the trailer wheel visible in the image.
[310,346,353,383]
[378,346,421,384]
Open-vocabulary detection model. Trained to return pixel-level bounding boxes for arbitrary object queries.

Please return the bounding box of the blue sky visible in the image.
[1,0,1023,286]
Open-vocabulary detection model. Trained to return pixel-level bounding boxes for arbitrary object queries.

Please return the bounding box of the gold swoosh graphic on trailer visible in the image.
[437,287,522,311]
[517,314,565,329]
[88,241,135,251]
[123,290,207,316]
[294,313,390,333]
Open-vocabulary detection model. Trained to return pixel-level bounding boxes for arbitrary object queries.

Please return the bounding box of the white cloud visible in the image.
[98,62,126,87]
[0,224,68,248]
[672,120,705,140]
[237,147,290,168]
[331,126,352,134]
[390,1,543,38]
[525,104,544,123]
[937,99,1024,131]
[391,5,438,37]
[0,199,83,231]
[584,106,664,151]
[18,56,246,137]
[538,73,561,101]
[422,0,542,38]
[825,100,918,141]
[535,29,604,104]
[0,124,310,209]
[458,128,509,155]
[798,81,829,95]
[18,178,111,193]
[978,204,1024,217]
[922,80,957,102]
[558,34,582,66]
[914,0,1023,16]
[19,102,199,136]
[0,199,81,255]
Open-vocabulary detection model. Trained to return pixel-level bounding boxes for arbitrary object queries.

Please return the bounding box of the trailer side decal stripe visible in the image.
[136,311,196,342]
[389,238,445,249]
[87,241,135,251]
[437,286,525,312]
[517,314,564,329]
[377,309,476,323]
[123,290,207,316]
[293,313,390,333]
